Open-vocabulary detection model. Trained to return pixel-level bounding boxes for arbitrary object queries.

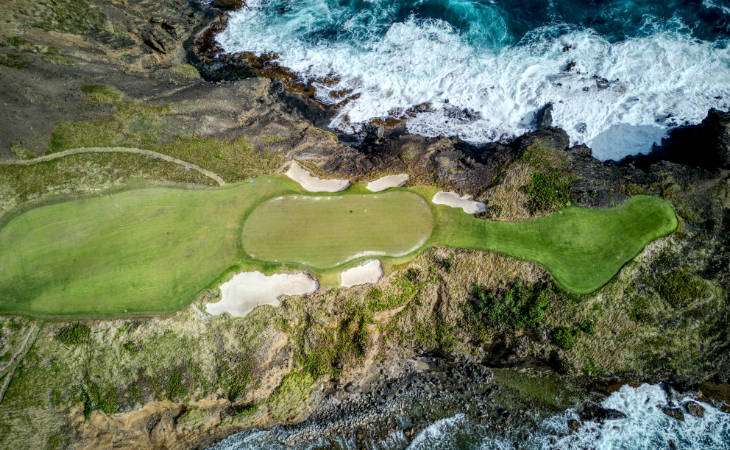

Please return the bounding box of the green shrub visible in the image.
[582,358,599,376]
[170,64,200,79]
[0,53,27,69]
[367,269,422,312]
[81,84,122,104]
[656,269,709,308]
[578,320,595,335]
[7,36,31,47]
[55,323,91,345]
[436,254,455,273]
[553,327,578,350]
[297,309,371,378]
[31,0,106,35]
[628,295,655,324]
[522,172,571,213]
[267,371,314,421]
[470,282,552,330]
[83,380,119,414]
[217,354,254,401]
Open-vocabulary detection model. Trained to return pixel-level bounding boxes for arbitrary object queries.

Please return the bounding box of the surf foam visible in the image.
[218,1,730,160]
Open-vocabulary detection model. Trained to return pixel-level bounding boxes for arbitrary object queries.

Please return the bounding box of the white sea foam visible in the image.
[218,3,730,160]
[534,383,730,449]
[406,414,469,449]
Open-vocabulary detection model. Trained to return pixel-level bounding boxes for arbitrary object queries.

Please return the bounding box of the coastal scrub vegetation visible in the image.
[656,269,710,308]
[469,282,551,330]
[522,172,572,213]
[366,268,422,312]
[48,87,284,182]
[552,327,578,350]
[27,0,106,35]
[294,306,371,379]
[55,323,91,346]
[81,84,123,104]
[0,152,215,217]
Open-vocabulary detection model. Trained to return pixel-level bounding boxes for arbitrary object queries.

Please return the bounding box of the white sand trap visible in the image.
[340,259,384,287]
[366,174,409,192]
[432,191,486,214]
[285,161,350,192]
[206,271,318,318]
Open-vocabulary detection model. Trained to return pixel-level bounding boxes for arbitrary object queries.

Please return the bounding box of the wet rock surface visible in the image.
[662,406,686,422]
[213,357,562,447]
[579,403,628,422]
[623,109,730,170]
[685,401,706,418]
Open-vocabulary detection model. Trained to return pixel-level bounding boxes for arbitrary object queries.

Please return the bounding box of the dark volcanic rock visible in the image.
[212,0,246,11]
[622,109,730,170]
[567,419,581,434]
[684,401,705,418]
[662,406,685,422]
[534,103,554,130]
[513,127,569,154]
[579,403,627,422]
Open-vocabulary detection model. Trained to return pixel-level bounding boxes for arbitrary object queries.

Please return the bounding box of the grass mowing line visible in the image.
[0,323,39,405]
[0,147,226,186]
[0,175,677,317]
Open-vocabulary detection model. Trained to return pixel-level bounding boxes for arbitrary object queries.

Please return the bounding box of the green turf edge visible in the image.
[426,193,679,294]
[0,176,678,319]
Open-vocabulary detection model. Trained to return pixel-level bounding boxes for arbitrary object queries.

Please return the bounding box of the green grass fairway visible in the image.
[0,179,289,318]
[430,194,678,293]
[0,174,677,317]
[242,193,433,268]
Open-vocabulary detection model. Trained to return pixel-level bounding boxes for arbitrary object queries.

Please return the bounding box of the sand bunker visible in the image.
[285,161,350,192]
[206,271,318,317]
[340,259,384,287]
[366,174,409,192]
[432,191,486,214]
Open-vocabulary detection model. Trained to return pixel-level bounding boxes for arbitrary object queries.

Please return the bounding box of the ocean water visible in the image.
[209,384,730,449]
[217,0,730,160]
[439,384,730,450]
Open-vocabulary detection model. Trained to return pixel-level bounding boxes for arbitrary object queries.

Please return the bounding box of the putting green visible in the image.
[0,175,677,318]
[242,193,433,268]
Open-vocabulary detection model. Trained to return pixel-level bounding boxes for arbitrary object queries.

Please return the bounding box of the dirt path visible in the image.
[0,322,39,405]
[0,147,226,186]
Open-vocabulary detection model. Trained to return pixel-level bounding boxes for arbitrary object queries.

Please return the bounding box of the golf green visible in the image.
[242,193,433,268]
[0,175,677,318]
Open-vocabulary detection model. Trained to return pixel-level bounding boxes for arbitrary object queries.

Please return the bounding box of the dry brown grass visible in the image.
[0,152,214,216]
[480,162,533,221]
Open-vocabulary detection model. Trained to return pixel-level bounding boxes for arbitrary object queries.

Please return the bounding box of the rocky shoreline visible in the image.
[190,4,730,444]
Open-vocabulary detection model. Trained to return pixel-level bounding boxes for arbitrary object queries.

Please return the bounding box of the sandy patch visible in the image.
[366,174,409,192]
[340,259,384,287]
[285,161,350,192]
[432,191,486,214]
[206,271,318,318]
